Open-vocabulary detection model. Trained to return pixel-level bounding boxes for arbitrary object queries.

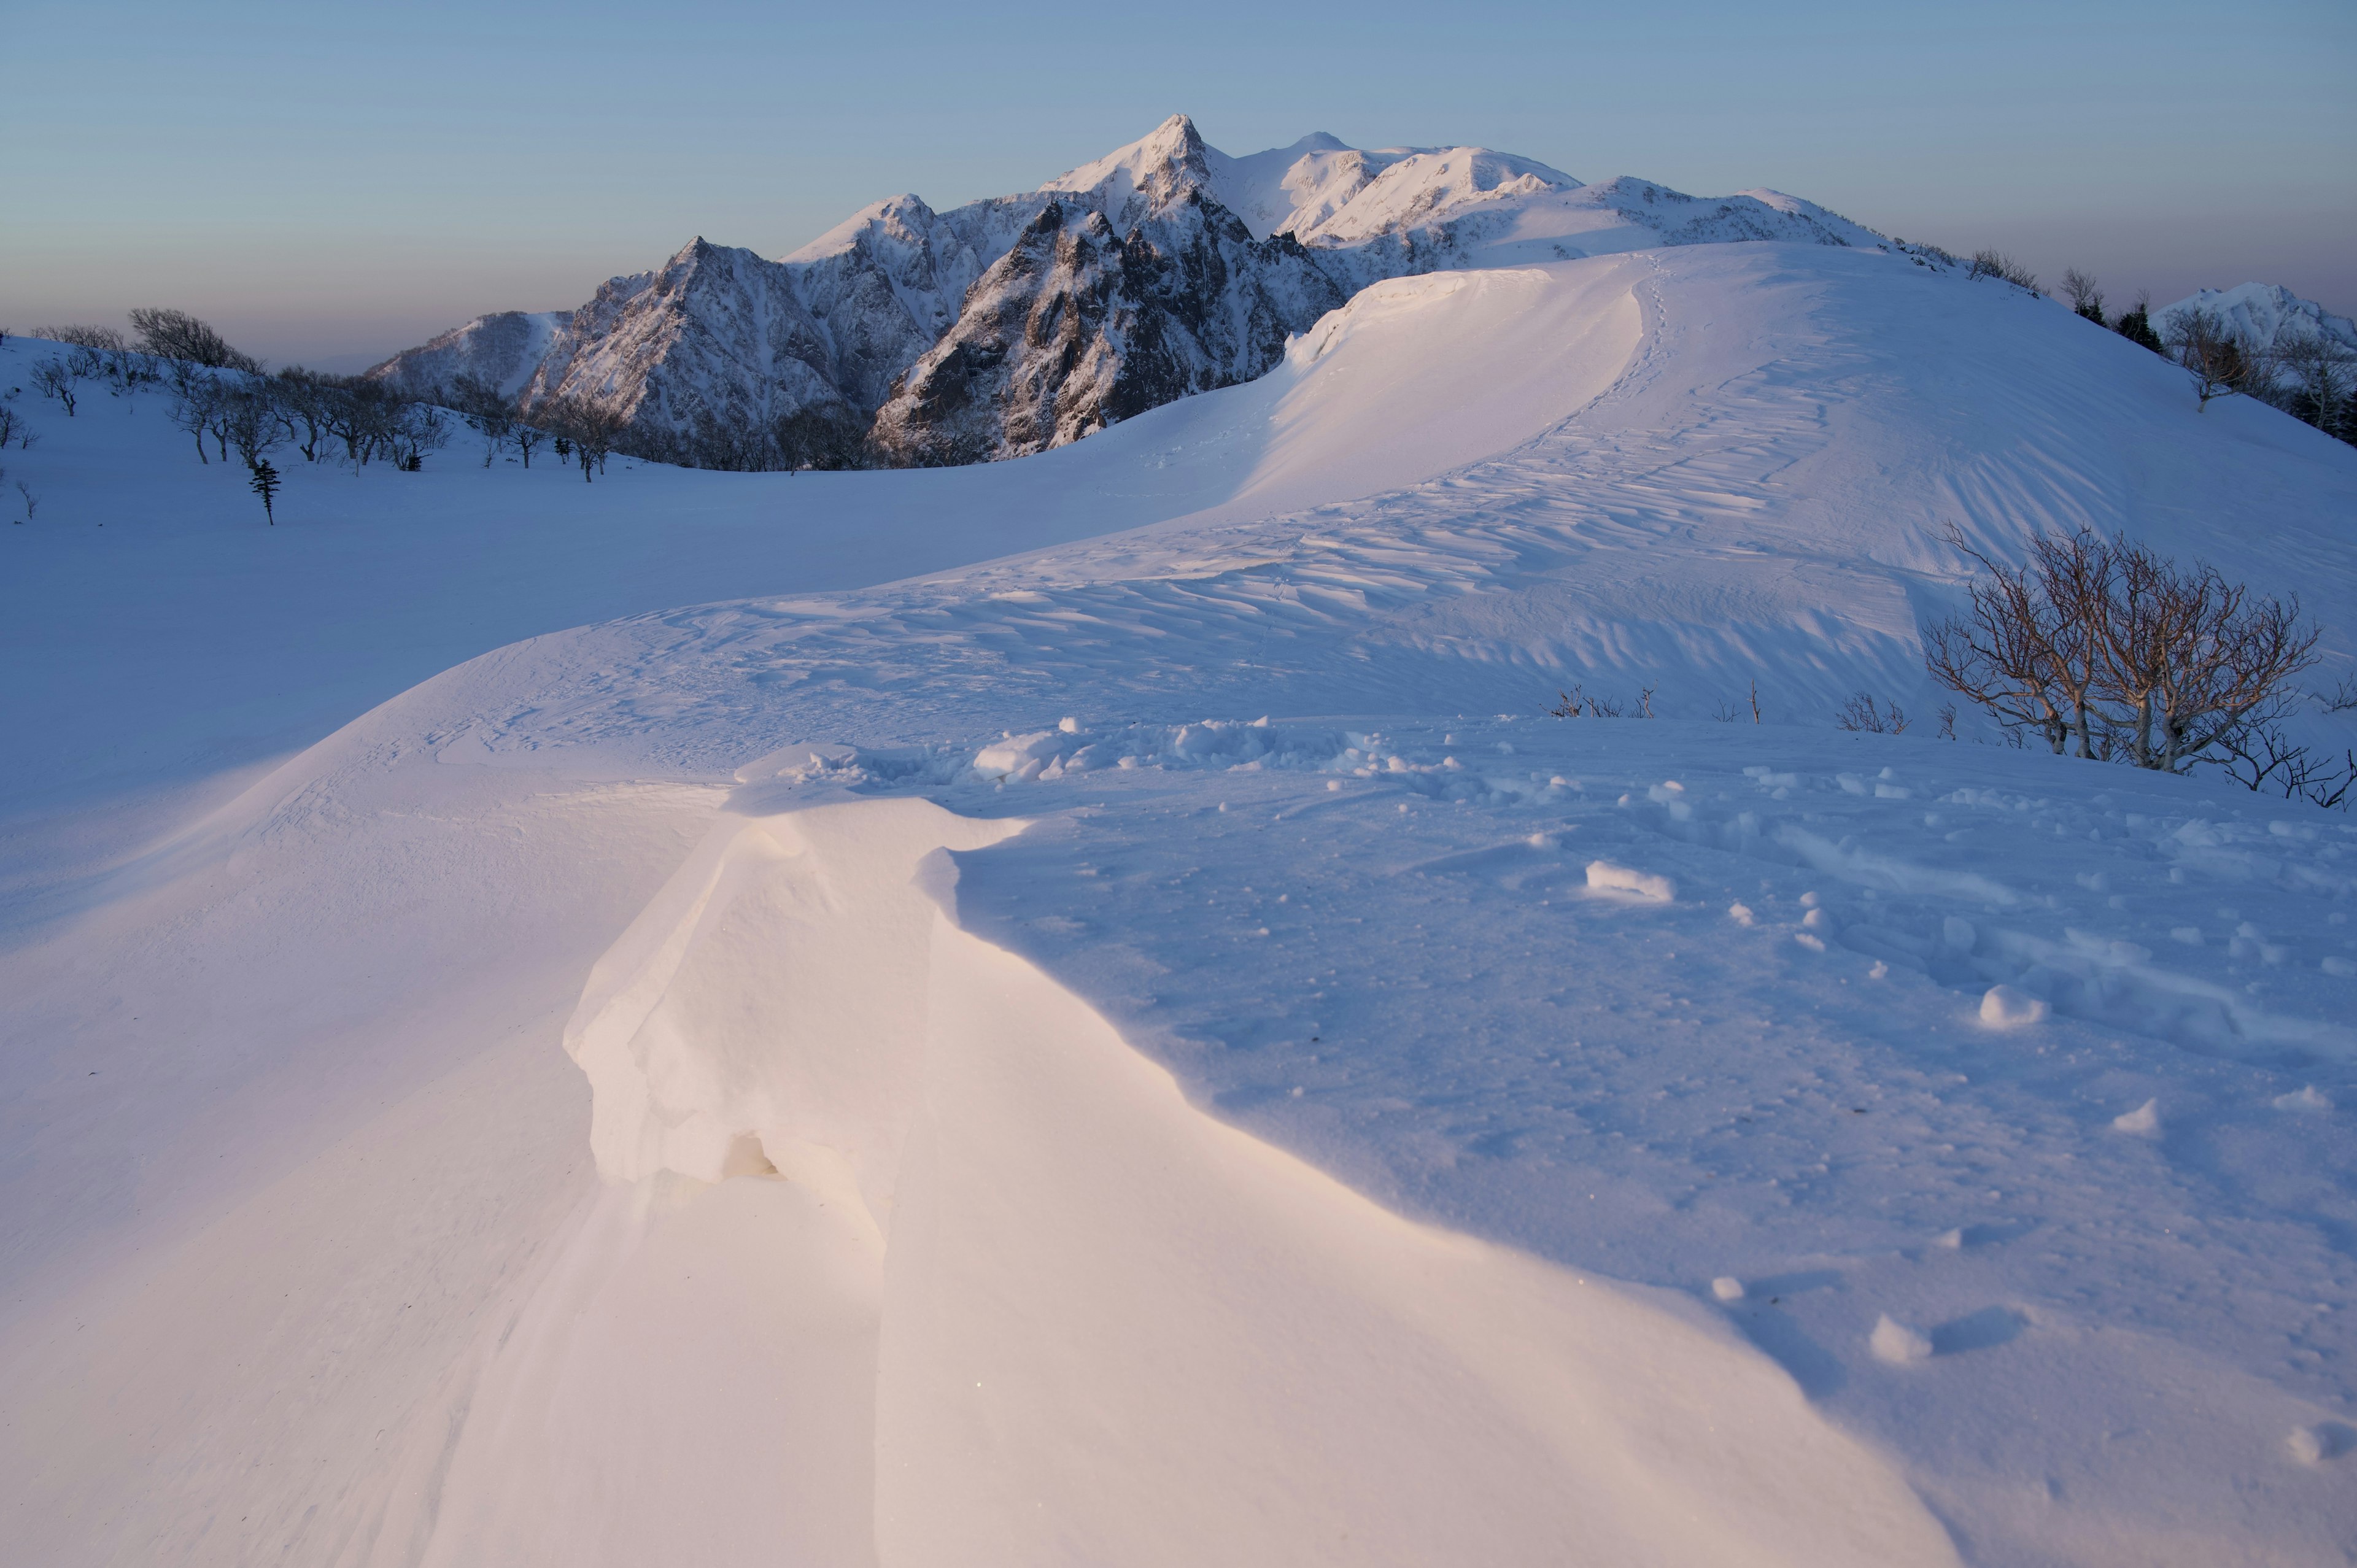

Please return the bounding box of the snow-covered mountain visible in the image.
[517,238,865,469]
[2154,280,2357,357]
[867,193,1347,465]
[366,309,567,399]
[368,115,1888,469]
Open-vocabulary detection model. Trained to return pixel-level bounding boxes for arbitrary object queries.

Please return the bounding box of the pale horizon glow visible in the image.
[6,0,2352,369]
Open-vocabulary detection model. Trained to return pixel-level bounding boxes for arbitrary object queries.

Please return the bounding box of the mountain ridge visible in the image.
[368,114,1885,469]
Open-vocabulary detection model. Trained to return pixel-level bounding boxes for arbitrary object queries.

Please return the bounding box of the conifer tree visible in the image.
[250,459,282,525]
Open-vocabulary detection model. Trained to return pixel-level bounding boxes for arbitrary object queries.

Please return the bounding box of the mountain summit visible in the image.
[370,118,1883,468]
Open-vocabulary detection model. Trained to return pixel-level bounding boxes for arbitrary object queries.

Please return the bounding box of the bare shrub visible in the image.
[1968,249,2040,292]
[2215,713,2356,810]
[1836,692,1909,733]
[1926,527,2319,773]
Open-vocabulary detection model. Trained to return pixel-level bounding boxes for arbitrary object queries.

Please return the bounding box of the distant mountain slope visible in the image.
[2154,280,2357,356]
[366,309,567,398]
[368,114,1887,469]
[866,193,1347,466]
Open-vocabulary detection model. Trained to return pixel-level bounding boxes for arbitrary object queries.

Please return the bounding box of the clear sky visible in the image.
[6,0,2351,369]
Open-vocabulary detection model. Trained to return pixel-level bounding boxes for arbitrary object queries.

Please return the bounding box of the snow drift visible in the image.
[438,795,1954,1566]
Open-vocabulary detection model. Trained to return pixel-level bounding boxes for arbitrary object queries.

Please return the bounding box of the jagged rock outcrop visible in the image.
[867,193,1345,466]
[370,114,1892,471]
[520,238,863,469]
[783,191,1064,411]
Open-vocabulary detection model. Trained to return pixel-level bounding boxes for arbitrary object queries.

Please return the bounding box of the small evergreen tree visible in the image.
[2114,292,2166,354]
[249,459,282,525]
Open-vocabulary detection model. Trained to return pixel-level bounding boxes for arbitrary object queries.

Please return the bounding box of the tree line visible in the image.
[2046,265,2355,440]
[18,311,636,523]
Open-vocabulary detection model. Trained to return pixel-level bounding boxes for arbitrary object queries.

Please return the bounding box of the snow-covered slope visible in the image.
[371,115,1886,469]
[365,309,567,397]
[7,241,2356,1565]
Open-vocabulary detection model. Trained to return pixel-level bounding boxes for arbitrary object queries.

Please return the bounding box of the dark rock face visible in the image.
[868,193,1346,466]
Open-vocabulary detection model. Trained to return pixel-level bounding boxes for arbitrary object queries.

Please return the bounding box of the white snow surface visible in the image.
[5,239,2357,1566]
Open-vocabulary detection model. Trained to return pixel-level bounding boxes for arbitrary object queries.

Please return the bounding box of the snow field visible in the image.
[4,235,2356,1563]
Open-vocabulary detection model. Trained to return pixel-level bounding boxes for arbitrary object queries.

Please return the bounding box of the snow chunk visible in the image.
[2285,1423,2355,1466]
[2111,1099,2162,1137]
[2272,1086,2333,1113]
[1711,1276,1746,1302]
[1585,861,1675,902]
[1870,1315,1933,1364]
[1978,985,2049,1028]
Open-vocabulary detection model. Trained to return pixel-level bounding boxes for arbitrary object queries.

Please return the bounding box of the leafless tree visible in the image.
[130,307,260,373]
[2164,306,2256,411]
[543,395,622,482]
[1924,532,2081,752]
[219,380,288,470]
[2096,539,2318,770]
[387,402,451,471]
[512,422,546,468]
[36,323,126,352]
[0,404,26,451]
[30,357,82,417]
[1927,527,2319,773]
[2060,268,2106,324]
[271,369,343,463]
[164,364,222,462]
[2267,327,2356,436]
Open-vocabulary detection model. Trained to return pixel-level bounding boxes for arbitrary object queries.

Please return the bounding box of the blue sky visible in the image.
[6,0,2351,367]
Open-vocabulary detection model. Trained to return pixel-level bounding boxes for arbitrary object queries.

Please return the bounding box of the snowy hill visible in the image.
[9,234,2357,1561]
[369,115,1887,469]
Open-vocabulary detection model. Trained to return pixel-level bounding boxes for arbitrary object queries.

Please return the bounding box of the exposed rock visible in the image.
[521,239,862,470]
[370,115,1892,471]
[867,193,1346,466]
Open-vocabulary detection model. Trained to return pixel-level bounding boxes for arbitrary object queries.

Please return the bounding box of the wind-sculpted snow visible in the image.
[484,793,1958,1566]
[9,240,2357,1565]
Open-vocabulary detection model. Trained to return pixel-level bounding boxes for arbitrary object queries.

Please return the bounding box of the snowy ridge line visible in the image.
[393,792,1965,1564]
[368,115,1888,469]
